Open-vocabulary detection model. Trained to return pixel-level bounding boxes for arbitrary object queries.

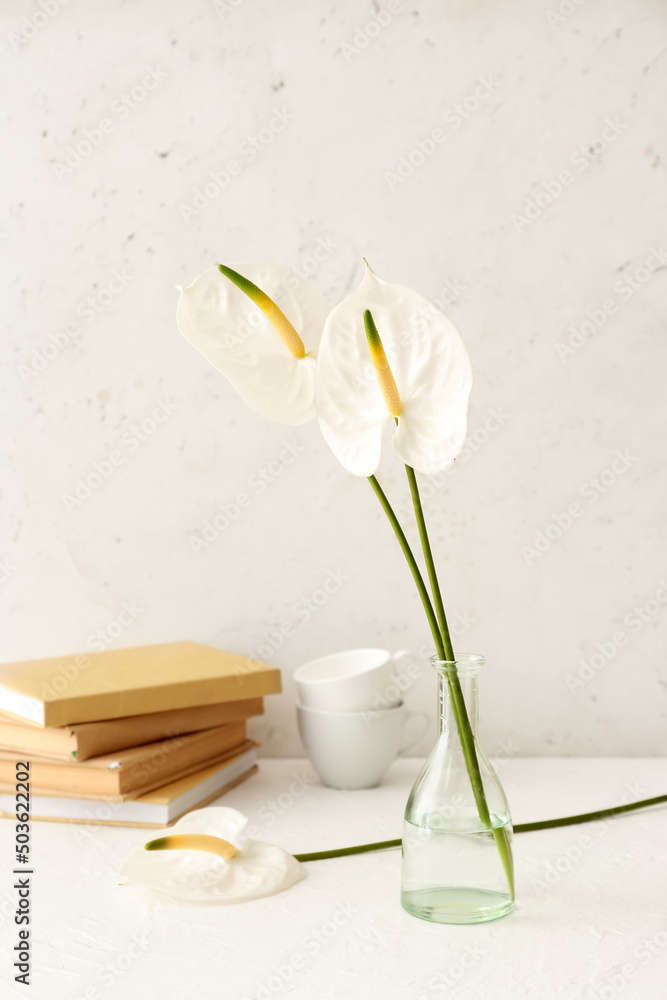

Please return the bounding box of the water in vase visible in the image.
[401,815,514,924]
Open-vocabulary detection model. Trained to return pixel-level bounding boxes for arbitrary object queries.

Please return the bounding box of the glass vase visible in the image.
[401,654,515,924]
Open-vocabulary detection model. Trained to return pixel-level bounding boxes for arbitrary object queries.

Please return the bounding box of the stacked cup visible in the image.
[294,648,429,789]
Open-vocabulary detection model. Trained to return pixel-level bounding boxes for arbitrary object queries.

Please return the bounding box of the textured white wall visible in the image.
[2,0,666,757]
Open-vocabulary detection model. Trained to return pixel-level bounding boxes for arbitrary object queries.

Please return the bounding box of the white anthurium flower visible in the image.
[316,263,474,476]
[176,262,330,425]
[119,807,306,903]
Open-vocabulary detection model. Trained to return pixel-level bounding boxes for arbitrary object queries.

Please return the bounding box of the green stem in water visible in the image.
[293,792,667,862]
[404,464,514,898]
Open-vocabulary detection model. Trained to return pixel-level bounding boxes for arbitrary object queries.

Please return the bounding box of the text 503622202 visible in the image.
[13,761,32,986]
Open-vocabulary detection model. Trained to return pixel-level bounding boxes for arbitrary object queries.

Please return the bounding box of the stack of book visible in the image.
[0,641,280,828]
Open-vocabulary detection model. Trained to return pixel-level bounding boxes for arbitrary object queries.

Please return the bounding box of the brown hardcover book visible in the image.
[0,748,259,828]
[0,641,281,727]
[0,724,252,800]
[0,698,263,761]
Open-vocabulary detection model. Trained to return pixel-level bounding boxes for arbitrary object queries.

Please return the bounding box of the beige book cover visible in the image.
[0,697,263,760]
[0,748,259,827]
[0,724,252,799]
[0,641,280,727]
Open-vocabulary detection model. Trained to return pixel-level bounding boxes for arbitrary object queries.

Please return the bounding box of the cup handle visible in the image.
[398,712,430,757]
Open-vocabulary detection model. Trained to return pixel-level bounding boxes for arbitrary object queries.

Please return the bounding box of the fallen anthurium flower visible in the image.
[176,262,330,425]
[119,807,306,903]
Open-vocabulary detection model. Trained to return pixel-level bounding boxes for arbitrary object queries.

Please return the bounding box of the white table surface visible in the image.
[1,757,666,999]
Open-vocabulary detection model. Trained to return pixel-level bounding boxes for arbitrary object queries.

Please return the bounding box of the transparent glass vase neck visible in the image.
[432,656,483,740]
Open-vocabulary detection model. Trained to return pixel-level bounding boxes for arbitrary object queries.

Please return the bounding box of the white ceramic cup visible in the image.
[296,702,430,789]
[294,648,414,713]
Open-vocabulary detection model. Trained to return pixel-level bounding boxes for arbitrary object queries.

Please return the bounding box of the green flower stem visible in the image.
[293,792,667,862]
[295,839,402,863]
[367,476,445,660]
[404,464,514,897]
[404,465,454,659]
[513,792,667,832]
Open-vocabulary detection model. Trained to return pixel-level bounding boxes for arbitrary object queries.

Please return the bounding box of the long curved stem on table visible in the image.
[293,792,667,862]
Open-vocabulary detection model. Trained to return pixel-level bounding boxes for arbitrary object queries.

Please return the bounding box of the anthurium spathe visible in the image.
[316,263,473,476]
[120,807,305,903]
[176,262,330,425]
